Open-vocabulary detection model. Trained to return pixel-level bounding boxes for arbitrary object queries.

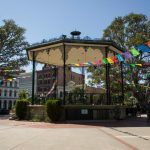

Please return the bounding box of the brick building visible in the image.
[36,65,84,99]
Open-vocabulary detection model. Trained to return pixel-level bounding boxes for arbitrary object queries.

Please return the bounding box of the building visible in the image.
[0,79,19,111]
[36,65,84,99]
[18,72,37,97]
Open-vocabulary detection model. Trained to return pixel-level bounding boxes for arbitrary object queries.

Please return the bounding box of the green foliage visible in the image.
[0,19,29,69]
[103,13,150,49]
[15,99,29,120]
[88,13,150,105]
[18,90,29,100]
[46,99,62,122]
[70,87,86,104]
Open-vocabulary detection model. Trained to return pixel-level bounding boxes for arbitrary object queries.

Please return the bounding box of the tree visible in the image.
[103,13,150,49]
[0,19,29,69]
[88,13,150,105]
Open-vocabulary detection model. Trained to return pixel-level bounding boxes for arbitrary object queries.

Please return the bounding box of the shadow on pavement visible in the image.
[0,115,10,120]
[66,116,150,128]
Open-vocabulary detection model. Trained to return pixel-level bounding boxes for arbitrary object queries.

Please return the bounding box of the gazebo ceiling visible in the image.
[27,38,123,66]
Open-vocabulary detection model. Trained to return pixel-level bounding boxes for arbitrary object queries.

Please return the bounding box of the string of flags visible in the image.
[0,69,26,83]
[0,69,23,73]
[72,41,150,67]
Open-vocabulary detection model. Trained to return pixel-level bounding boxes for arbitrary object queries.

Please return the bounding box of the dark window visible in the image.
[40,80,42,84]
[44,80,47,84]
[60,91,63,98]
[0,89,1,96]
[10,81,12,87]
[14,91,17,97]
[4,100,7,109]
[4,90,7,96]
[8,101,12,110]
[5,81,7,87]
[9,90,12,97]
[14,81,17,87]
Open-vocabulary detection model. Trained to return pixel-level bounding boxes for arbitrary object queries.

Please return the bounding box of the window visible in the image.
[8,101,12,110]
[60,91,63,98]
[5,81,7,87]
[38,87,42,92]
[39,80,42,84]
[4,100,7,109]
[14,91,17,97]
[4,90,7,96]
[0,89,1,96]
[10,81,12,87]
[9,90,12,97]
[44,80,47,84]
[0,81,4,86]
[14,81,17,87]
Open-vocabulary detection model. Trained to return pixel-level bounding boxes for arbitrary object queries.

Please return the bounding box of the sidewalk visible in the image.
[0,115,150,150]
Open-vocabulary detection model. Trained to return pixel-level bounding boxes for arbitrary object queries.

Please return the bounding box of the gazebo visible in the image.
[26,33,124,107]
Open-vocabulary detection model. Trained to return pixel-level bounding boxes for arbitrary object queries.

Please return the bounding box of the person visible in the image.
[146,101,150,122]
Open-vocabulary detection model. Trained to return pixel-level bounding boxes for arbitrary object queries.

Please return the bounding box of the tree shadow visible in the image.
[66,116,150,127]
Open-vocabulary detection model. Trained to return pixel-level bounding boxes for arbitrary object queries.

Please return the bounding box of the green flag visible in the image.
[102,58,108,64]
[130,64,136,67]
[130,48,140,57]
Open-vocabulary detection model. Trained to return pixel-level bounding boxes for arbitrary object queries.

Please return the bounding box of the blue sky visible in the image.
[0,0,150,72]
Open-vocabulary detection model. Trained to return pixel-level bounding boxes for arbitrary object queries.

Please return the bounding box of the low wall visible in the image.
[27,105,46,120]
[64,105,126,120]
[27,105,127,121]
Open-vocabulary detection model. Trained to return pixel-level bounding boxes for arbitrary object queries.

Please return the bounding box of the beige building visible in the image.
[0,79,19,111]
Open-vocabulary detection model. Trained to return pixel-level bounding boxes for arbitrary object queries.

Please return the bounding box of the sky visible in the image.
[0,0,150,72]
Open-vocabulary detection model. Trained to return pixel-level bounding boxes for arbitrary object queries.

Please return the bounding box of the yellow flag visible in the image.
[107,57,114,64]
[136,64,142,67]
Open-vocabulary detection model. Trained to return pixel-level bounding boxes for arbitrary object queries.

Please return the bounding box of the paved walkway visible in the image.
[0,115,150,150]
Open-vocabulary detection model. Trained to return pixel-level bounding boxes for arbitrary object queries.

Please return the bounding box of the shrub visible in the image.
[46,99,62,122]
[15,99,29,120]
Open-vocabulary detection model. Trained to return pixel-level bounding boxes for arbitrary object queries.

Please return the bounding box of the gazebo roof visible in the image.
[27,37,123,66]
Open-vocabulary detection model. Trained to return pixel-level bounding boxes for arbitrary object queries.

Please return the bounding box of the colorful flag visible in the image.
[107,57,114,64]
[111,56,118,63]
[102,58,108,64]
[137,44,150,53]
[88,62,93,65]
[116,54,124,62]
[130,48,140,56]
[93,61,97,65]
[75,64,80,67]
[96,59,102,65]
[122,51,132,60]
[146,41,150,48]
[130,64,136,67]
[136,64,142,67]
[83,62,89,66]
[79,63,83,67]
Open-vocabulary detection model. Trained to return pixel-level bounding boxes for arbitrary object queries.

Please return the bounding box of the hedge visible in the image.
[46,99,62,122]
[15,99,29,120]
